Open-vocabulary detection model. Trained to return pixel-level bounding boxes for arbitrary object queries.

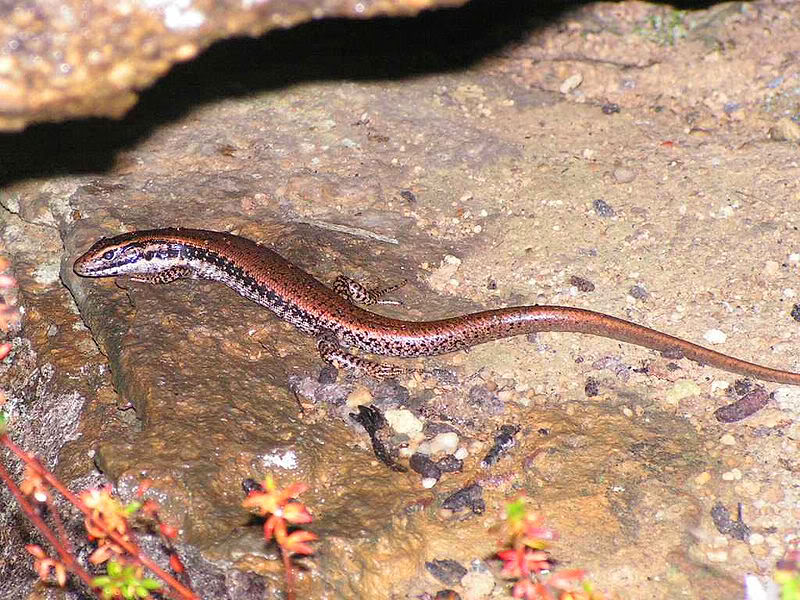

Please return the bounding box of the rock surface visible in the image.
[0,0,466,131]
[2,2,800,599]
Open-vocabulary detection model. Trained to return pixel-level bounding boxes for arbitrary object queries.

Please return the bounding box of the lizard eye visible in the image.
[102,250,115,260]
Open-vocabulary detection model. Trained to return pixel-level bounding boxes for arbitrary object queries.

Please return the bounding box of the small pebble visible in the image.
[665,379,701,405]
[436,455,464,473]
[764,260,780,276]
[442,483,484,514]
[613,167,636,183]
[707,550,728,563]
[559,73,583,94]
[346,385,374,408]
[738,479,760,496]
[429,432,459,455]
[629,284,649,300]
[422,477,438,489]
[384,409,423,436]
[703,329,728,344]
[719,433,736,446]
[768,117,800,142]
[454,447,468,460]
[791,304,800,322]
[400,190,417,203]
[460,569,495,600]
[410,453,442,480]
[415,441,432,455]
[569,275,595,292]
[710,380,730,394]
[480,425,520,468]
[622,407,633,417]
[425,559,467,586]
[602,102,621,115]
[773,386,800,414]
[715,387,769,422]
[592,198,615,217]
[748,533,765,546]
[722,468,742,481]
[711,502,750,541]
[695,471,711,486]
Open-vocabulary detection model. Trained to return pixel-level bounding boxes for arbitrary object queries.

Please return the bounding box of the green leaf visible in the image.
[124,501,143,516]
[505,498,527,523]
[142,578,161,590]
[107,561,122,577]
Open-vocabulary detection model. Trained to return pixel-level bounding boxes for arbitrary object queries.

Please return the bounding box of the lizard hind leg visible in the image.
[316,330,411,379]
[333,275,407,306]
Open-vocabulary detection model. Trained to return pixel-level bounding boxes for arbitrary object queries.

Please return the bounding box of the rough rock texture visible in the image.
[0,0,466,131]
[2,1,800,599]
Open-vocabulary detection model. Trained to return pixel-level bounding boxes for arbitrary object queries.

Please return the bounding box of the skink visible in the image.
[73,227,800,384]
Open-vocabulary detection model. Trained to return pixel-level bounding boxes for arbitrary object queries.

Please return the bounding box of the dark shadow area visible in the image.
[0,0,586,186]
[0,0,726,186]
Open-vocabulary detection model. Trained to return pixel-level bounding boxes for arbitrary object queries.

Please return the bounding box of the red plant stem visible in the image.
[280,544,296,600]
[45,492,73,554]
[153,509,194,590]
[0,459,97,592]
[1,435,199,600]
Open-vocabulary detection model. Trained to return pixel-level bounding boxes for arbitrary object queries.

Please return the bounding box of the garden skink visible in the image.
[73,227,800,384]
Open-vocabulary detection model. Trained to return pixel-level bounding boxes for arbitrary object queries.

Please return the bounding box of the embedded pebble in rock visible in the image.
[384,409,423,436]
[768,117,800,142]
[695,471,711,486]
[773,387,800,414]
[409,453,442,480]
[428,255,463,291]
[416,441,433,455]
[559,73,583,94]
[703,329,728,344]
[613,167,636,183]
[593,198,615,217]
[425,559,468,586]
[429,432,459,455]
[714,387,770,422]
[707,550,729,563]
[719,434,736,446]
[497,389,515,403]
[711,380,730,394]
[346,385,374,408]
[629,284,649,300]
[665,379,702,406]
[763,260,781,276]
[460,562,495,600]
[737,479,760,496]
[436,455,463,473]
[722,468,743,481]
[373,380,411,408]
[422,477,438,489]
[454,447,468,460]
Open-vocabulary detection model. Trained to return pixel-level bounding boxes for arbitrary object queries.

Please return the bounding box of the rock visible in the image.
[0,0,469,130]
[429,432,459,454]
[384,409,423,436]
